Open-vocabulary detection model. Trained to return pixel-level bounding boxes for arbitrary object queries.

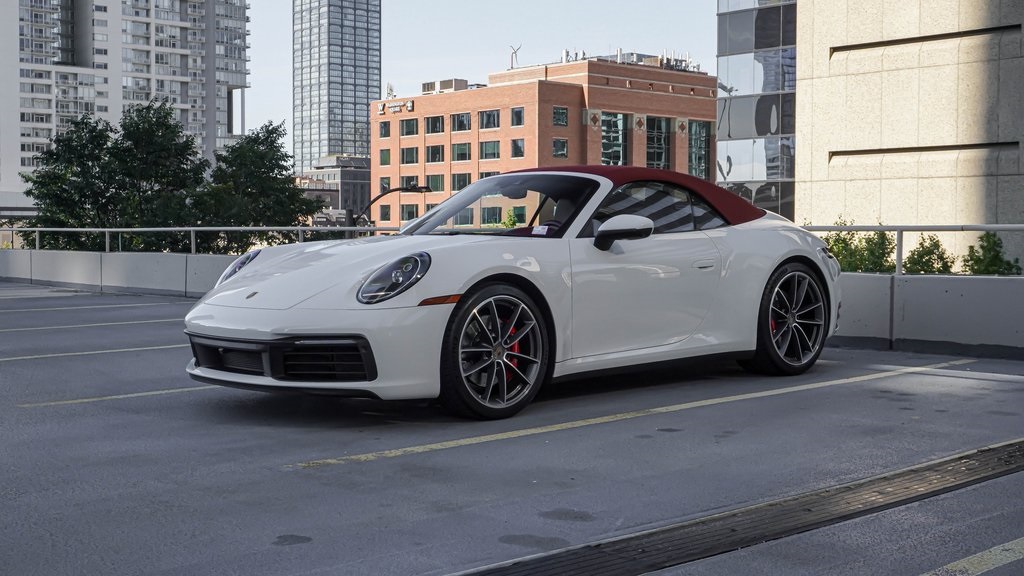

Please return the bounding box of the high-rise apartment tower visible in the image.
[0,0,250,220]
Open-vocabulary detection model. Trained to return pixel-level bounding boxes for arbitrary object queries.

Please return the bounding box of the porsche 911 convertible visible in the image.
[185,166,841,419]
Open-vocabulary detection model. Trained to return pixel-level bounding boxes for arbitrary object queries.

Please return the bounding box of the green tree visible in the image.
[903,234,956,274]
[22,101,208,251]
[860,230,896,273]
[962,232,1022,275]
[821,218,862,272]
[820,218,895,273]
[196,121,322,253]
[501,209,519,229]
[110,101,210,251]
[20,114,119,250]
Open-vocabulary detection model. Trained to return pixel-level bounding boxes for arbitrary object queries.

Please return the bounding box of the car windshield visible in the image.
[401,173,602,237]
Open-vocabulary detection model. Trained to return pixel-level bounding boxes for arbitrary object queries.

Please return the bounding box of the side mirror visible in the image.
[593,214,654,251]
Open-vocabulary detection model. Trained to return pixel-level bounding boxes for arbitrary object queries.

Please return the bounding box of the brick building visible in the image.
[368,56,717,226]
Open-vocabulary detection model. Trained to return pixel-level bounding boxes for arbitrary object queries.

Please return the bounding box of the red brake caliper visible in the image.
[508,326,519,367]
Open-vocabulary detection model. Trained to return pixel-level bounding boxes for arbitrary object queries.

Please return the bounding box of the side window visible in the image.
[582,181,698,236]
[691,194,728,230]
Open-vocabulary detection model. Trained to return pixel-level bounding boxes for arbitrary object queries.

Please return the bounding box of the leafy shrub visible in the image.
[903,234,956,274]
[962,232,1022,275]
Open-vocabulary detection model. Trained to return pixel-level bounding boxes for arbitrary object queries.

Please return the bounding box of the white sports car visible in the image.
[185,166,841,419]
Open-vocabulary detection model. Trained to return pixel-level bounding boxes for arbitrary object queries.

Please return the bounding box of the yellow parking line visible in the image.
[0,344,190,363]
[293,358,975,469]
[0,319,182,333]
[18,385,219,408]
[921,536,1024,576]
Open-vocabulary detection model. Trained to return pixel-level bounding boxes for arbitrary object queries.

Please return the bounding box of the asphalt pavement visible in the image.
[1,280,1022,576]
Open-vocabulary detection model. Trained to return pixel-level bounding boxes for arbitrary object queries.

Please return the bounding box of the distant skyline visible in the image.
[247,1,717,155]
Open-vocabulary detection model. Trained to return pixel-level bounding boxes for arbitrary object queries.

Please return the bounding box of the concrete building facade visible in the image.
[1,0,250,220]
[369,57,717,227]
[796,0,1023,256]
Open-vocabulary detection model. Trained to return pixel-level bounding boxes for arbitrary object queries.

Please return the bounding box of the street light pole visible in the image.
[354,184,432,226]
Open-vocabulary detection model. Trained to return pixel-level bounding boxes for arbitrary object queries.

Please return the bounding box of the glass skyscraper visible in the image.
[716,0,796,220]
[293,0,381,173]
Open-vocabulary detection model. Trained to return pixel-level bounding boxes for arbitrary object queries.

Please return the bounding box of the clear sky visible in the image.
[246,1,718,152]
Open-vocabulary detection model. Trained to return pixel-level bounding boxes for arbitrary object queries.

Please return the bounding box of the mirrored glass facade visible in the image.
[716,0,796,220]
[293,0,381,172]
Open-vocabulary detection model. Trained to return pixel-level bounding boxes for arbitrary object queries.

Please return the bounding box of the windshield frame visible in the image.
[400,172,605,237]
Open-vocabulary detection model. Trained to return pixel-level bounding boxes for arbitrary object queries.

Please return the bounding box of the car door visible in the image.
[569,181,723,358]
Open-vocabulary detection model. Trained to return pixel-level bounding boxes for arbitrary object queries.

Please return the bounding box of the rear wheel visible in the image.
[740,262,828,376]
[439,284,551,419]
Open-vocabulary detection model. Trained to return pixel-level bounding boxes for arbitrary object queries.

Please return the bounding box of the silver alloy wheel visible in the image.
[458,295,543,408]
[769,271,825,366]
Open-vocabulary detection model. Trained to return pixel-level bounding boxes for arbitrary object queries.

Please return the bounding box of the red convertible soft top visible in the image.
[513,165,766,226]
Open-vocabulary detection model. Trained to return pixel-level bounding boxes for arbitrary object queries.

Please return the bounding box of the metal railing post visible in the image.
[190,229,196,254]
[895,231,904,275]
[105,231,111,252]
[35,231,40,250]
[298,229,304,243]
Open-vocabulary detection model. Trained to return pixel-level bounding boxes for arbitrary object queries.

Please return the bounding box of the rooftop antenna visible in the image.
[509,44,521,69]
[385,82,395,99]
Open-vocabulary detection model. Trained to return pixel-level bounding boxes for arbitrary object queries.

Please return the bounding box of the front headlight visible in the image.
[216,249,261,286]
[357,252,431,304]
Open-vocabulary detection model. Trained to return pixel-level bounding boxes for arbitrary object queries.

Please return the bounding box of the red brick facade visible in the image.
[370,59,717,226]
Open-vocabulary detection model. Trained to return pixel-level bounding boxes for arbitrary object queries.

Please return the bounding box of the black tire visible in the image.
[439,284,552,419]
[739,262,828,376]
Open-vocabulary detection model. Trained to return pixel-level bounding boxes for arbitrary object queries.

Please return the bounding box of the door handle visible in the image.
[693,259,716,270]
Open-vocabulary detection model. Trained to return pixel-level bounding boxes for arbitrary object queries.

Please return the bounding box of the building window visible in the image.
[400,175,419,188]
[426,203,440,213]
[400,118,418,136]
[451,112,471,132]
[553,138,568,158]
[380,176,391,192]
[646,116,672,170]
[601,112,629,165]
[379,204,391,222]
[513,206,526,224]
[452,142,471,161]
[479,171,500,179]
[688,120,712,180]
[452,173,471,191]
[400,204,420,221]
[511,107,524,126]
[481,206,502,225]
[553,106,569,126]
[425,115,444,134]
[426,174,445,192]
[379,148,391,166]
[479,109,500,130]
[425,144,444,163]
[480,140,500,160]
[379,121,390,138]
[511,139,525,158]
[453,208,474,226]
[400,146,418,164]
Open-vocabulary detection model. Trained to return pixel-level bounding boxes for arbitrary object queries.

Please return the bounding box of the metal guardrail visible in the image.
[0,226,400,254]
[804,225,1024,275]
[3,224,1023,275]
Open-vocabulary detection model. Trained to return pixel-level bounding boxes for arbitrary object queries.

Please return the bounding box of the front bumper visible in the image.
[184,302,453,400]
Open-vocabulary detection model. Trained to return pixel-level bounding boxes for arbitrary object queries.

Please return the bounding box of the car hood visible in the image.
[200,234,485,310]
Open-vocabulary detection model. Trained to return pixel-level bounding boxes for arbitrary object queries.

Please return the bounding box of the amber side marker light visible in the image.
[418,294,461,306]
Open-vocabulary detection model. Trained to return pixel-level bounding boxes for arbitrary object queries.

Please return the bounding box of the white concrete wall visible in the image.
[796,0,1024,261]
[0,251,235,298]
[2,253,1021,356]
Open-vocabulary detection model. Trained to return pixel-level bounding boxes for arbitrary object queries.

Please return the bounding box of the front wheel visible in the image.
[439,284,552,419]
[740,262,828,376]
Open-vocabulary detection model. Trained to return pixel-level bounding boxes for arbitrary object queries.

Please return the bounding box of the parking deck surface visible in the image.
[1,281,1022,576]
